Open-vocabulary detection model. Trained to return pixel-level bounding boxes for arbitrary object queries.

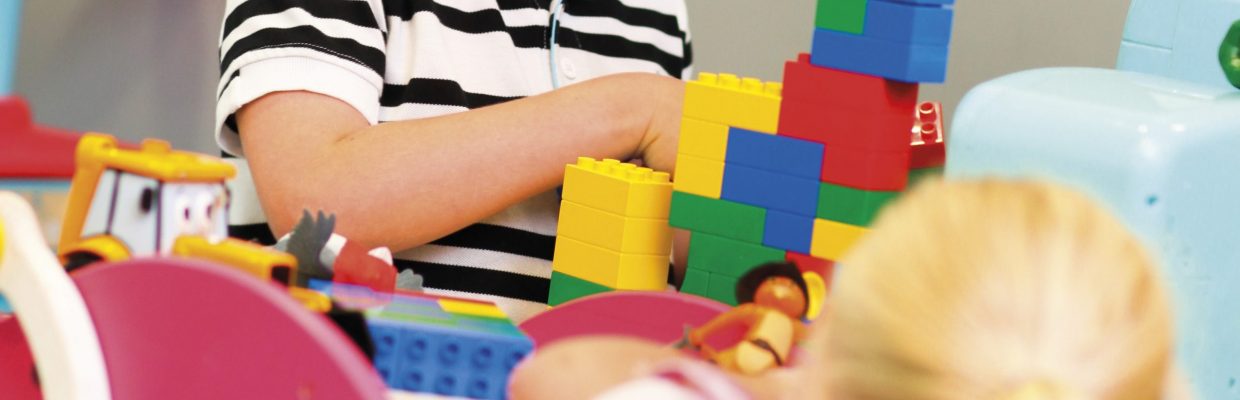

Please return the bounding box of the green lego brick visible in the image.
[707,273,740,306]
[907,166,944,188]
[687,232,786,278]
[680,268,711,297]
[548,271,613,306]
[816,0,866,35]
[670,191,766,243]
[817,182,899,227]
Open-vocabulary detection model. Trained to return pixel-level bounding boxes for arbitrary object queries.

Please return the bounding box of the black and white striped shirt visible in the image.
[216,0,692,321]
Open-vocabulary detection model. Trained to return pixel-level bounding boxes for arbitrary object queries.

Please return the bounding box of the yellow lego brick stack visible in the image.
[548,157,673,306]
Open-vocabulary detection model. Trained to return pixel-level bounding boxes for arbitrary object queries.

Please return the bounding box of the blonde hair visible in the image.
[813,179,1173,400]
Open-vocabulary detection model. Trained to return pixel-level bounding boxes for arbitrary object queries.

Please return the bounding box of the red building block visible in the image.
[779,53,918,152]
[0,96,81,178]
[909,101,946,169]
[821,146,910,191]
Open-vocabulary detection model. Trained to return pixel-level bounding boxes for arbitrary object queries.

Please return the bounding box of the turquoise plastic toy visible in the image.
[951,1,1240,395]
[0,0,21,95]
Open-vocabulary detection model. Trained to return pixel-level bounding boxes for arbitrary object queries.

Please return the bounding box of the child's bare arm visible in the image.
[237,72,683,251]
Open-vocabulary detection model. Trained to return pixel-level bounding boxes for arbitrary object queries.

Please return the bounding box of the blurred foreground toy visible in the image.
[276,210,400,293]
[687,263,810,374]
[950,3,1240,396]
[314,280,531,399]
[520,291,744,350]
[0,191,387,399]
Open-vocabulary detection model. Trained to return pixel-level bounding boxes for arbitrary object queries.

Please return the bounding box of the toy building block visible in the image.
[556,200,672,255]
[810,218,868,261]
[816,0,867,34]
[779,54,918,151]
[706,273,741,306]
[762,209,816,254]
[680,267,711,296]
[864,0,954,46]
[687,232,786,278]
[669,191,767,244]
[679,117,729,161]
[561,157,672,219]
[910,101,946,169]
[726,127,825,179]
[781,53,919,111]
[683,73,783,133]
[817,182,899,227]
[722,163,820,216]
[548,271,612,306]
[907,166,944,187]
[811,28,950,83]
[552,236,668,290]
[821,145,910,191]
[674,153,725,199]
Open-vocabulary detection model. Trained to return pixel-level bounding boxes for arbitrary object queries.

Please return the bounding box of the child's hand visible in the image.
[630,74,685,175]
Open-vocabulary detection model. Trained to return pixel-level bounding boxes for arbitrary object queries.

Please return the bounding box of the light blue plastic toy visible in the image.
[0,0,21,95]
[950,2,1240,398]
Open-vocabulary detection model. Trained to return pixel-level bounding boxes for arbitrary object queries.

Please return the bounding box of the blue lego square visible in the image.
[865,0,953,46]
[725,127,824,179]
[762,210,815,254]
[722,163,819,216]
[811,28,949,83]
[371,317,533,399]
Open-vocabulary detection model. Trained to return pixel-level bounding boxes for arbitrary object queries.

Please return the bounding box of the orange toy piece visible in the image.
[333,239,397,293]
[687,262,810,374]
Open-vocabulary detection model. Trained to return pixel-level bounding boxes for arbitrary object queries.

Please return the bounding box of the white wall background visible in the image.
[14,0,1131,152]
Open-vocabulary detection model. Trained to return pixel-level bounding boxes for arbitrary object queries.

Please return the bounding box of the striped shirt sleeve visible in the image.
[215,0,388,156]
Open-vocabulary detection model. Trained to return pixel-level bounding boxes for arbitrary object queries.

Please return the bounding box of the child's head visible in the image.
[812,179,1174,400]
[736,262,810,318]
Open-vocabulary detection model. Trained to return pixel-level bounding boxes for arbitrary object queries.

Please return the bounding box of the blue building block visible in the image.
[722,163,820,216]
[811,28,949,83]
[725,127,824,179]
[0,0,21,95]
[887,0,954,4]
[865,0,953,46]
[950,66,1240,400]
[370,318,532,399]
[762,209,814,254]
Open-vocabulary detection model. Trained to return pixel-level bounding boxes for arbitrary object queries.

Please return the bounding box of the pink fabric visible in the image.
[72,257,387,399]
[0,314,40,399]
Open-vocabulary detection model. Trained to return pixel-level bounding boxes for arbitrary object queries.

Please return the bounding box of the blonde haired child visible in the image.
[811,178,1178,400]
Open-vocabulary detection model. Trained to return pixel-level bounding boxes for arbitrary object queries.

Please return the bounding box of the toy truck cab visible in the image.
[57,133,235,270]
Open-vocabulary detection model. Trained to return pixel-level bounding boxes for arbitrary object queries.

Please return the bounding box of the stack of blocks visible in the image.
[547,157,674,306]
[672,0,952,306]
[312,281,533,400]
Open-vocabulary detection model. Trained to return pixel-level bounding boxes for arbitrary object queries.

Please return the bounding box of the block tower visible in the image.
[673,0,953,306]
[547,158,674,306]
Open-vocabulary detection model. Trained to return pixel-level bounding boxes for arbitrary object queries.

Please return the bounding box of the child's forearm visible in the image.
[237,72,683,251]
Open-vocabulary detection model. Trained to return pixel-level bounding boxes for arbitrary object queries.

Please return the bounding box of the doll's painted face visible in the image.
[754,276,807,318]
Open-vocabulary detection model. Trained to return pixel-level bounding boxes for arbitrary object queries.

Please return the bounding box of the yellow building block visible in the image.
[556,200,672,255]
[679,117,729,161]
[673,153,724,199]
[552,236,668,290]
[683,72,782,134]
[811,218,868,261]
[562,158,672,219]
[438,298,508,319]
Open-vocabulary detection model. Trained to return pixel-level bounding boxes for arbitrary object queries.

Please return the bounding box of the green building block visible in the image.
[687,232,785,278]
[816,0,866,35]
[907,166,944,188]
[680,268,711,297]
[670,191,766,243]
[707,273,740,306]
[548,271,612,306]
[817,182,899,227]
